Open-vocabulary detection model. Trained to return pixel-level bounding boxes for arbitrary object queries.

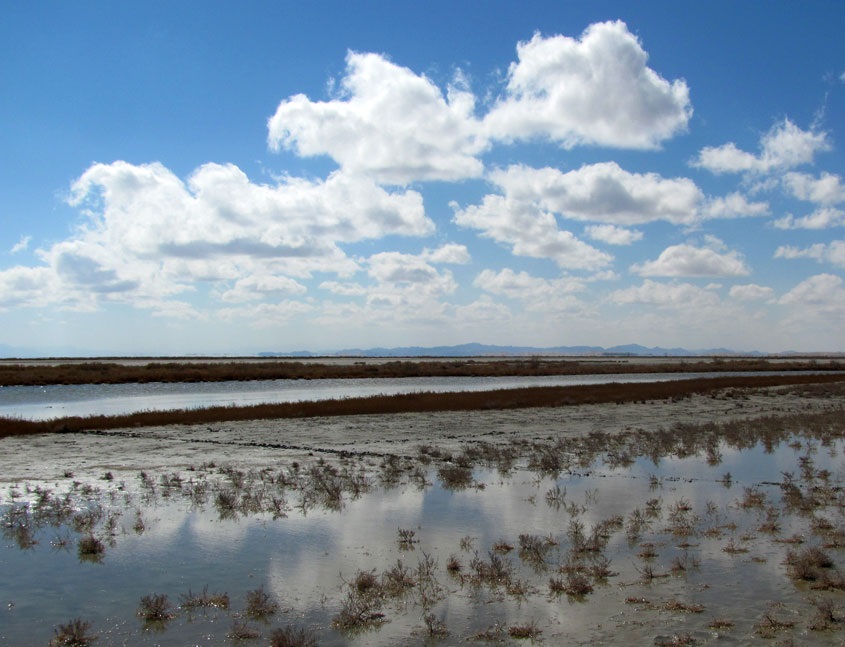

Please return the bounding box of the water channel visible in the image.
[0,371,824,420]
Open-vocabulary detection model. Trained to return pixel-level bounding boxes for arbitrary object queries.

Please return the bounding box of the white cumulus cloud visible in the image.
[778,273,845,312]
[693,118,830,175]
[267,51,486,185]
[782,171,845,205]
[0,160,434,314]
[452,194,612,270]
[729,284,774,301]
[474,268,587,313]
[631,244,750,277]
[484,21,691,149]
[584,224,643,245]
[219,275,308,303]
[488,163,702,225]
[775,241,845,268]
[421,243,471,264]
[773,207,845,229]
[609,279,721,308]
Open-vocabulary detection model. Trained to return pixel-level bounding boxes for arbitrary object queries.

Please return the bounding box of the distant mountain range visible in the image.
[2,341,838,359]
[261,342,773,358]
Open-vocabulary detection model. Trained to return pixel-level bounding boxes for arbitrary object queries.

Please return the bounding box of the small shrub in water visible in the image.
[77,535,105,561]
[446,554,462,573]
[508,621,541,640]
[49,618,97,646]
[423,612,448,637]
[397,527,418,550]
[245,585,278,619]
[228,620,260,640]
[437,464,473,490]
[269,625,318,647]
[137,593,173,622]
[180,585,230,610]
[785,546,834,581]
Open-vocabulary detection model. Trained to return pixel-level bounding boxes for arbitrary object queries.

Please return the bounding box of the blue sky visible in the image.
[1,1,844,355]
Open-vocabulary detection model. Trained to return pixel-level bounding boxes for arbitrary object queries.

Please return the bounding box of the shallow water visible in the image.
[0,371,825,420]
[3,432,845,645]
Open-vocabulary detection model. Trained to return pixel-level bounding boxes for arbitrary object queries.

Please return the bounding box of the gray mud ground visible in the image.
[0,385,838,490]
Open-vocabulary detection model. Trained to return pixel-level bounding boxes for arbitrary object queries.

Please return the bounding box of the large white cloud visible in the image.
[452,194,612,270]
[487,162,706,225]
[631,244,750,277]
[484,21,691,149]
[267,51,486,185]
[693,119,830,175]
[451,159,770,271]
[267,23,691,187]
[0,160,434,313]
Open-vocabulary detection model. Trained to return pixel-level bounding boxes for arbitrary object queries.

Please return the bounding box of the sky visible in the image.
[1,2,844,355]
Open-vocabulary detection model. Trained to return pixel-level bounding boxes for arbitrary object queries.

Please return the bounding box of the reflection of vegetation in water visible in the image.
[3,399,845,644]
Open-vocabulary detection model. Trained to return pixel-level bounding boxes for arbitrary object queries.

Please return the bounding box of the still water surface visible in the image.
[1,437,840,645]
[0,371,818,420]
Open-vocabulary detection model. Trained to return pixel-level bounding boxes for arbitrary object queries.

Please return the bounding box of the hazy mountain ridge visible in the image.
[2,342,838,359]
[265,342,768,358]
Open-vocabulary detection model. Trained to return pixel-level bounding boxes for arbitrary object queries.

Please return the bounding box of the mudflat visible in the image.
[3,380,845,646]
[1,381,842,484]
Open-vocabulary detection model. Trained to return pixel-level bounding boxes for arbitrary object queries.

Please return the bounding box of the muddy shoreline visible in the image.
[2,381,842,490]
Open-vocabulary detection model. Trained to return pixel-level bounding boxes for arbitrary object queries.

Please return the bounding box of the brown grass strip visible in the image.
[1,373,843,439]
[0,358,841,386]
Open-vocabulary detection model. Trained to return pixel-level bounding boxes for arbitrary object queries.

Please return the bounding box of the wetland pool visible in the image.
[4,423,845,646]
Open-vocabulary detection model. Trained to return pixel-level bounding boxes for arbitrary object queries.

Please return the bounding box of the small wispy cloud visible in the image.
[10,236,31,254]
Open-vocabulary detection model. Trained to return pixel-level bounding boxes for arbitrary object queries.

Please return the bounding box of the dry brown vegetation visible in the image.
[0,357,840,386]
[2,372,844,439]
